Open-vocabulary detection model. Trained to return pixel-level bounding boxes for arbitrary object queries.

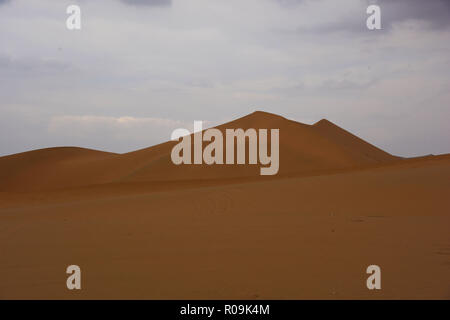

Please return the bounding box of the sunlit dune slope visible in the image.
[0,111,400,191]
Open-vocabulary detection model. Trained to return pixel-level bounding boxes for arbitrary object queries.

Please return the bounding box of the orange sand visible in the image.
[0,111,449,299]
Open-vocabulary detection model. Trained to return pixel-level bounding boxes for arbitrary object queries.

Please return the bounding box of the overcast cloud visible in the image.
[0,0,449,156]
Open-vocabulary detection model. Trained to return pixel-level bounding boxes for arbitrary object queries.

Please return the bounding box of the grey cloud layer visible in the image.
[0,0,172,7]
[282,0,450,35]
[0,0,449,157]
[376,0,450,29]
[120,0,172,7]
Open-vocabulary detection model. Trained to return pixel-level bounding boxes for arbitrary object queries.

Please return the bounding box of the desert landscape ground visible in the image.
[0,111,449,299]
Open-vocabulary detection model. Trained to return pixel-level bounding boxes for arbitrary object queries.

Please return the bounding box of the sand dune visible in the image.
[0,111,449,299]
[0,111,400,192]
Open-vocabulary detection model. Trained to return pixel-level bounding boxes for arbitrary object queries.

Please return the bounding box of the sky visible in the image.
[0,0,449,157]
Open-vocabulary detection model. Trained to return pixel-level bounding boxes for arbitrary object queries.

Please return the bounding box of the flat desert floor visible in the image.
[0,156,449,299]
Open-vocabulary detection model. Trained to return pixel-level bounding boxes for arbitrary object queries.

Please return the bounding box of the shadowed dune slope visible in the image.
[0,147,119,191]
[0,111,400,191]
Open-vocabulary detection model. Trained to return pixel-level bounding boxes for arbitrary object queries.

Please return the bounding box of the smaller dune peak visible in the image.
[313,118,335,127]
[246,110,286,121]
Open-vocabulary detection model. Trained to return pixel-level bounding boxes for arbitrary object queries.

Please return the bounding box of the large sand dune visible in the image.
[0,111,449,299]
[0,111,399,191]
